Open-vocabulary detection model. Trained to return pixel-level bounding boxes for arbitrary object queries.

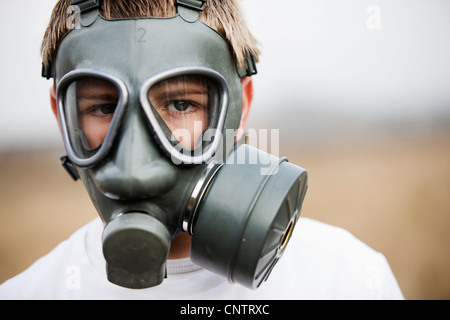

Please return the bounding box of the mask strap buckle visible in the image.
[60,155,80,181]
[71,0,100,13]
[71,0,100,27]
[41,62,54,80]
[176,0,206,23]
[236,54,258,78]
[176,0,207,11]
[245,54,258,77]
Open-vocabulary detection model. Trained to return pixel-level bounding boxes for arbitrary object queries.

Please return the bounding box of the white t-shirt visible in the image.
[0,217,403,300]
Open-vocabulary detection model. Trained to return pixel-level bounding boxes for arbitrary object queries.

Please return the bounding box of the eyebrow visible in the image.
[150,79,209,99]
[150,88,208,101]
[78,93,119,101]
[76,79,119,100]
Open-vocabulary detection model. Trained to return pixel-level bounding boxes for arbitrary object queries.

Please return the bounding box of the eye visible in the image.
[92,104,116,115]
[169,100,195,112]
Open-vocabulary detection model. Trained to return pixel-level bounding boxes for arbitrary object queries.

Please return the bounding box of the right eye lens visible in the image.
[63,77,120,159]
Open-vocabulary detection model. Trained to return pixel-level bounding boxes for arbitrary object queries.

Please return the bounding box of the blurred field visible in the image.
[0,132,449,299]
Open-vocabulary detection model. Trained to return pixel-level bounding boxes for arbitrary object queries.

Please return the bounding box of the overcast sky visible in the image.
[1,0,449,151]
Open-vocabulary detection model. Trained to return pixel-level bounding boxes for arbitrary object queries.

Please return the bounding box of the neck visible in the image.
[168,232,192,259]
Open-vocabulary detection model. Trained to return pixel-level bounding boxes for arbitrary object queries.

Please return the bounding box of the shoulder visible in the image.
[294,217,378,258]
[0,219,101,300]
[260,217,404,299]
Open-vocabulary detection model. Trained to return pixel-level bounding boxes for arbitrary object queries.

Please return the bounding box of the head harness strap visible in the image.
[176,0,207,11]
[41,0,256,78]
[71,0,100,13]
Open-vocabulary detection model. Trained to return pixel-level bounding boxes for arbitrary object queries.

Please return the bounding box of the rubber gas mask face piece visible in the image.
[47,1,308,290]
[58,68,229,167]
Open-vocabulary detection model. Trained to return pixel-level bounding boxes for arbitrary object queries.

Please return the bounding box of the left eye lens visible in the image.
[146,74,221,151]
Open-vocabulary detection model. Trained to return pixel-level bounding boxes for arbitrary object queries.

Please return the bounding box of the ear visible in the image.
[236,76,253,141]
[50,85,62,133]
[50,85,58,119]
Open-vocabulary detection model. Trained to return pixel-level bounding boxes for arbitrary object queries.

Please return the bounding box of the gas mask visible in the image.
[43,0,308,290]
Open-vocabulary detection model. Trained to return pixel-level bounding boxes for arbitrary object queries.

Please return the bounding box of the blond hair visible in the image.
[41,0,259,72]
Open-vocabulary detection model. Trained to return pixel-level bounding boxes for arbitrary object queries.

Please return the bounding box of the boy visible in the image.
[0,0,403,299]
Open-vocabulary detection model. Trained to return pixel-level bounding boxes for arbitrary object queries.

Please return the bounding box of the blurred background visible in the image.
[1,0,449,299]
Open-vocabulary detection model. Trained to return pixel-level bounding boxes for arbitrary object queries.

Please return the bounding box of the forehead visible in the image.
[55,15,237,87]
[151,75,209,89]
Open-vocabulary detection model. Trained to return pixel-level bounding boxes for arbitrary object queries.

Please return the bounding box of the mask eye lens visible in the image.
[147,75,219,151]
[63,76,120,159]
